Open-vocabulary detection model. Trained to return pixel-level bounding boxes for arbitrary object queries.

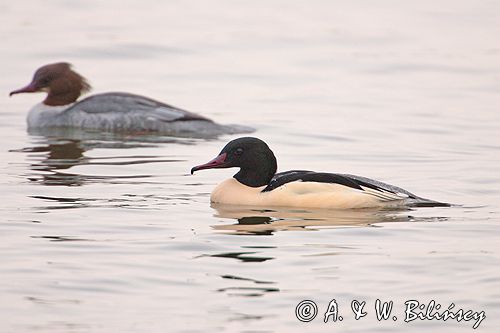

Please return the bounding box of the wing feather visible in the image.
[64,92,212,123]
[264,170,416,202]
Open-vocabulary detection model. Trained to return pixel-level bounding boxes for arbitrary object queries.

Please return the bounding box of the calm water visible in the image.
[1,1,500,332]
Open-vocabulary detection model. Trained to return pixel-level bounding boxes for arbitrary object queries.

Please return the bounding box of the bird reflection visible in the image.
[29,140,85,170]
[211,203,443,234]
[16,137,88,186]
[16,127,194,186]
[237,216,273,225]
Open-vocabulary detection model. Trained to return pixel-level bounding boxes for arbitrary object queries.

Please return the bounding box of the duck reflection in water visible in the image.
[18,128,188,186]
[211,203,448,235]
[28,139,85,170]
[18,136,87,186]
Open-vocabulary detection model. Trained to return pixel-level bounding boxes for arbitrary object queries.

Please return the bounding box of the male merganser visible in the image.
[191,137,449,209]
[10,62,253,136]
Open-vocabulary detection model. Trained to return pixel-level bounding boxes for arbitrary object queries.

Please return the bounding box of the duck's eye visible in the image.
[234,148,243,156]
[40,77,50,85]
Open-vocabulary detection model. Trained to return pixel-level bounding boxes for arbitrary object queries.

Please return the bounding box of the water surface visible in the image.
[1,1,499,332]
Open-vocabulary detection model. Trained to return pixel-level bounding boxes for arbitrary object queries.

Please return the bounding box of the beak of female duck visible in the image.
[191,153,228,174]
[9,82,37,96]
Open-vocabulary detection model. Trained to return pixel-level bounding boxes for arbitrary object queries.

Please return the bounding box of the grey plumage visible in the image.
[29,92,254,137]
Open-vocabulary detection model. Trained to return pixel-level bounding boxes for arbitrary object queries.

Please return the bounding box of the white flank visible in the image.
[211,178,408,209]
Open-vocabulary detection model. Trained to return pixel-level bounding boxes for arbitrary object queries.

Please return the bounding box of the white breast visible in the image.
[210,178,405,209]
[27,103,72,128]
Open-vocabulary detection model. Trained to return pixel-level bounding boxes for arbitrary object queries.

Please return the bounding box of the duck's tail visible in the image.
[409,198,452,207]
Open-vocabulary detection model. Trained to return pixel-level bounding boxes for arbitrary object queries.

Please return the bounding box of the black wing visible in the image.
[262,170,418,200]
[262,170,450,206]
[262,170,364,192]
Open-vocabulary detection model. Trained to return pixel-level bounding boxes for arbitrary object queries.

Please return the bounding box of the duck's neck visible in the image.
[44,89,81,106]
[43,72,90,106]
[234,155,277,188]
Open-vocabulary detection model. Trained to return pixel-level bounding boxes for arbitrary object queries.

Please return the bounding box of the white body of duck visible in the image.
[11,63,252,137]
[210,178,393,209]
[192,137,449,210]
[27,103,70,128]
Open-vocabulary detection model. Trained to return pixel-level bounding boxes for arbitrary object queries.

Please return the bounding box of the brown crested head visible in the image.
[10,62,91,106]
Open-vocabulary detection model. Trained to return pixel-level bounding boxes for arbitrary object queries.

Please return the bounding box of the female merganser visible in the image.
[10,62,253,136]
[191,137,449,209]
